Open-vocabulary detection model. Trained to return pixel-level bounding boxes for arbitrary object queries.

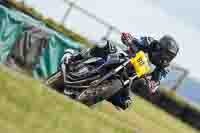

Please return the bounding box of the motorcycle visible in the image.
[45,49,152,106]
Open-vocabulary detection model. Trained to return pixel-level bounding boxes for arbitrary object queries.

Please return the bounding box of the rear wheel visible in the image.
[77,79,122,106]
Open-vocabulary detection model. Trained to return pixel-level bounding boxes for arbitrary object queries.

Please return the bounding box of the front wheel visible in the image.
[45,70,64,92]
[77,79,122,106]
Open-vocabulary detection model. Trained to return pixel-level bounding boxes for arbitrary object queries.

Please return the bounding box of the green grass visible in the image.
[0,65,199,133]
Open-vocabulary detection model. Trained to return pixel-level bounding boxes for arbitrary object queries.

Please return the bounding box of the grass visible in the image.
[0,65,199,133]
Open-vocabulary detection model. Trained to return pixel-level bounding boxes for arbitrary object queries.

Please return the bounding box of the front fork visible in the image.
[61,63,67,84]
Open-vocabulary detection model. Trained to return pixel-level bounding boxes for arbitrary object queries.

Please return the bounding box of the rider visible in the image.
[61,33,179,110]
[108,33,179,109]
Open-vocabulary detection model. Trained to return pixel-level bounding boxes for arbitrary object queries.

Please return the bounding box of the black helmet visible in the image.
[149,35,179,68]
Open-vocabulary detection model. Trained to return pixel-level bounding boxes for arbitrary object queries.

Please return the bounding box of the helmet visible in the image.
[149,35,179,67]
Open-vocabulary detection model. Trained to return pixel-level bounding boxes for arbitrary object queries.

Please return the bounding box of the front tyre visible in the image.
[77,79,122,106]
[45,70,64,92]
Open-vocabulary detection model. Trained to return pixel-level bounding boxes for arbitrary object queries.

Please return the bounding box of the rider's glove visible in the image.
[121,32,134,45]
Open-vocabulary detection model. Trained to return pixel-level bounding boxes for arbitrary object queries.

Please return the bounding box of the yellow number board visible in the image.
[130,51,151,78]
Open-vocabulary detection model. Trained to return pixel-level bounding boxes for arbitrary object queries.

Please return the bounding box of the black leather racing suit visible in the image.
[108,37,169,110]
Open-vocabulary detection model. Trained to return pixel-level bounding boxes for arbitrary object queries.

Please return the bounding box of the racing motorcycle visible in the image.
[45,49,153,106]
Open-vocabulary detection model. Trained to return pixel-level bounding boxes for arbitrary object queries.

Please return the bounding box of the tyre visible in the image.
[45,70,64,92]
[77,79,122,106]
